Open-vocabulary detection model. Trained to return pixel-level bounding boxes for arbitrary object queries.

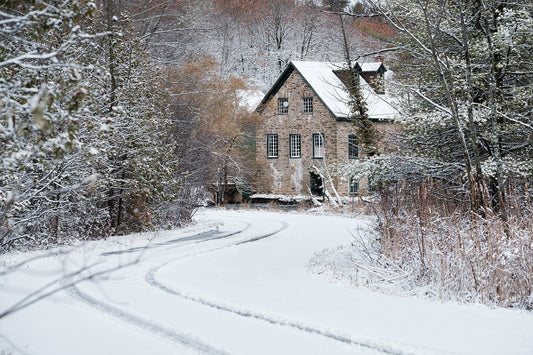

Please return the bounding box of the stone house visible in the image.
[253,60,398,197]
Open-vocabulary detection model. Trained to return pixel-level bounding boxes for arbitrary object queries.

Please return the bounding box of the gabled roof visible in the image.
[256,60,398,121]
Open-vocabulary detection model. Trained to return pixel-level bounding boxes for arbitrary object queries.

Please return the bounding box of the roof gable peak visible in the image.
[256,60,397,121]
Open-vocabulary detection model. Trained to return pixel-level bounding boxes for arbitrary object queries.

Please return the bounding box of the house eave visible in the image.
[337,115,395,123]
[255,64,295,113]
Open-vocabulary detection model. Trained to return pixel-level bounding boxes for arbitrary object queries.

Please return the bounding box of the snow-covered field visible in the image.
[1,209,532,354]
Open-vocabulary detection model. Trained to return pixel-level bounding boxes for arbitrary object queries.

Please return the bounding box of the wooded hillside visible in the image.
[0,0,392,251]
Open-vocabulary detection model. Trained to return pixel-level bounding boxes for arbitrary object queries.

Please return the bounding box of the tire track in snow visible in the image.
[145,218,420,355]
[68,285,230,355]
[143,218,289,264]
[101,222,252,257]
[67,217,287,354]
[147,274,416,355]
[66,221,253,354]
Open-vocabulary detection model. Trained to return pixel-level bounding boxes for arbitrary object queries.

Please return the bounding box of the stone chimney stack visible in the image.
[374,54,385,63]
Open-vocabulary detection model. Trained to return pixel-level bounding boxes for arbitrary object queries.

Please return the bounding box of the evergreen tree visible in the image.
[0,0,103,249]
[345,0,533,306]
[0,0,186,250]
[78,2,183,234]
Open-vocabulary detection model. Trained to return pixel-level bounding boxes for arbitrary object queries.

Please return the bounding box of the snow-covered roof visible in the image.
[257,60,398,121]
[291,61,351,118]
[360,62,384,72]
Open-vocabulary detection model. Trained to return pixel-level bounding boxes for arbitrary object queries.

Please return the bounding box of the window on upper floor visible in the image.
[267,134,278,158]
[312,133,325,158]
[278,98,288,114]
[289,134,301,158]
[348,134,359,159]
[303,97,313,113]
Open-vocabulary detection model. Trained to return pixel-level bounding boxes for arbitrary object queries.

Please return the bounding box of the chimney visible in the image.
[374,54,385,63]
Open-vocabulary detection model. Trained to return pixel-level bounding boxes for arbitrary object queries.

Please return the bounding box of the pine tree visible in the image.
[81,2,182,234]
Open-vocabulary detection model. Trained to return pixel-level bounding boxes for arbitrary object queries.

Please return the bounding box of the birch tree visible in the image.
[367,0,533,216]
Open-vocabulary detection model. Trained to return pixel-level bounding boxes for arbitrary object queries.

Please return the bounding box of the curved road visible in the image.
[1,209,532,355]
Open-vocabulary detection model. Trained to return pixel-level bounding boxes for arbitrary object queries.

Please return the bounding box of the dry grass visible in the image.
[378,180,533,308]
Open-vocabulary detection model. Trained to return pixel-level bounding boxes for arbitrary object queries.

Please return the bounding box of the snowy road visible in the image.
[1,209,533,354]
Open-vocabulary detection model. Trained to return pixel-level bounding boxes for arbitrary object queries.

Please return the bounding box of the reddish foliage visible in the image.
[213,0,298,21]
[122,0,188,26]
[356,17,397,40]
[128,193,152,227]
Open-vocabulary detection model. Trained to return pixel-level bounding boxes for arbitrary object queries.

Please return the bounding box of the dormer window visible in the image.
[278,98,288,114]
[303,97,313,113]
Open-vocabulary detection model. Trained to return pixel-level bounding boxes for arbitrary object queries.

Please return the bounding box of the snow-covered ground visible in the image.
[1,209,532,354]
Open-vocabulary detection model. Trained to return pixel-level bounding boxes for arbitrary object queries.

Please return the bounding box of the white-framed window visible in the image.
[289,134,301,158]
[267,134,278,158]
[348,134,359,159]
[278,98,288,114]
[349,177,359,195]
[312,133,325,158]
[303,97,313,113]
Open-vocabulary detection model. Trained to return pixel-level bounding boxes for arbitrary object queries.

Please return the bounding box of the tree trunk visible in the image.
[480,7,509,232]
[458,1,487,213]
